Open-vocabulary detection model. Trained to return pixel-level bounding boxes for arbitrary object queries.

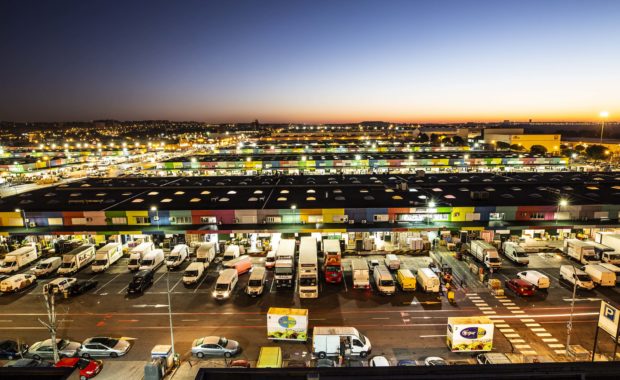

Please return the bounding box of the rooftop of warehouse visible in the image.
[0,172,618,212]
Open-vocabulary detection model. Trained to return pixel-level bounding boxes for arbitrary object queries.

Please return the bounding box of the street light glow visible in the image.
[559,199,568,207]
[600,111,609,118]
[150,206,157,211]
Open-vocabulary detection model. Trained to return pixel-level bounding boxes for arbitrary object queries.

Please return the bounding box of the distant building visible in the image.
[483,128,561,151]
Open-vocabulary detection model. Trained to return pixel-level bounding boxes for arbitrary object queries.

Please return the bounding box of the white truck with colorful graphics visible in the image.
[447,316,494,352]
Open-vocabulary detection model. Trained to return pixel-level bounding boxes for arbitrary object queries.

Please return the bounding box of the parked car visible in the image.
[369,355,390,367]
[316,358,336,368]
[505,278,536,297]
[286,360,308,368]
[0,339,29,359]
[191,336,240,358]
[229,359,251,368]
[3,358,53,367]
[47,277,78,294]
[55,357,103,379]
[424,356,448,366]
[396,359,417,366]
[79,337,131,358]
[26,338,81,360]
[127,269,154,294]
[70,280,99,296]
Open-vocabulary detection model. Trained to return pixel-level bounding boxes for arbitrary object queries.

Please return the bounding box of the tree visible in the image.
[510,144,525,151]
[417,133,429,143]
[585,144,608,160]
[450,135,465,146]
[529,145,548,155]
[574,144,585,152]
[495,141,511,150]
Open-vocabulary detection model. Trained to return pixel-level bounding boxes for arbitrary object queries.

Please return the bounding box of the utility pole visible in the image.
[565,262,578,361]
[40,284,60,363]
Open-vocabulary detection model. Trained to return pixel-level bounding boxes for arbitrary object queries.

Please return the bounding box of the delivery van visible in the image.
[139,249,165,271]
[265,250,276,269]
[312,326,372,358]
[256,346,282,368]
[396,269,416,291]
[222,245,241,261]
[582,264,616,287]
[384,254,400,270]
[373,265,396,295]
[128,242,154,271]
[246,266,267,296]
[183,262,205,285]
[0,273,37,293]
[213,268,238,300]
[560,265,595,290]
[32,257,61,277]
[516,270,550,289]
[417,267,440,293]
[166,244,189,270]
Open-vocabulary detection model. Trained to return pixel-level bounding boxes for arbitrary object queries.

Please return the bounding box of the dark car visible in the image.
[70,280,99,296]
[505,278,535,296]
[0,340,28,360]
[396,359,417,366]
[316,358,336,368]
[3,358,53,367]
[286,360,308,368]
[127,269,154,294]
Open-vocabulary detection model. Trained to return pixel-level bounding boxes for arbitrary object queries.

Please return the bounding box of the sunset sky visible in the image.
[1,0,618,123]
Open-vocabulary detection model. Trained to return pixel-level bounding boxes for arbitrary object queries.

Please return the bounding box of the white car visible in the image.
[424,356,448,366]
[369,355,390,367]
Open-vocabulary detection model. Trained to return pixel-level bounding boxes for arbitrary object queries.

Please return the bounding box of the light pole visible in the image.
[15,208,28,230]
[557,199,568,226]
[600,111,609,143]
[152,206,175,358]
[565,261,579,361]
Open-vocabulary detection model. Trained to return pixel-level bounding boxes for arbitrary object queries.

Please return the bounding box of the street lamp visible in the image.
[15,208,28,229]
[557,199,568,225]
[600,111,609,143]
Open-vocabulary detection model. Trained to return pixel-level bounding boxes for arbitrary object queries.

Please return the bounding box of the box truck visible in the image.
[564,239,599,265]
[501,242,529,265]
[57,245,95,275]
[267,307,308,342]
[312,326,372,358]
[91,243,123,273]
[275,239,296,288]
[596,234,620,264]
[165,244,189,270]
[128,242,155,271]
[298,237,319,298]
[0,245,38,274]
[470,240,501,269]
[417,267,440,293]
[582,264,616,286]
[351,258,370,289]
[447,317,494,352]
[195,242,216,267]
[323,239,342,284]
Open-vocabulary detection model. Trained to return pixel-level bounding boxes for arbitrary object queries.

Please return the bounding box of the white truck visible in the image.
[597,234,620,264]
[564,239,599,265]
[139,249,165,271]
[312,326,372,359]
[195,242,216,267]
[128,242,155,271]
[298,237,318,298]
[351,258,370,289]
[166,244,189,269]
[582,264,616,287]
[447,317,494,352]
[501,241,529,265]
[222,245,241,261]
[470,240,501,269]
[0,244,38,274]
[267,307,308,342]
[275,239,296,288]
[57,245,96,275]
[417,267,440,293]
[91,243,123,273]
[583,241,620,264]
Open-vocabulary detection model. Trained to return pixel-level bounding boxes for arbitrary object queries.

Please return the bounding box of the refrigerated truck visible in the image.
[267,307,308,342]
[469,240,501,269]
[351,258,370,289]
[447,317,494,352]
[564,239,599,265]
[57,244,95,275]
[128,242,155,271]
[598,234,620,264]
[298,237,319,298]
[195,242,216,266]
[91,243,123,273]
[276,239,296,261]
[0,244,38,274]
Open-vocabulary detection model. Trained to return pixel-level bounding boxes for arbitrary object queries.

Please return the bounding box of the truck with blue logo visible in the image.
[267,307,308,342]
[447,316,494,352]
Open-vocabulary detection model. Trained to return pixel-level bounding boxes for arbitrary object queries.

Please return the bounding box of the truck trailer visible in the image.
[469,240,501,269]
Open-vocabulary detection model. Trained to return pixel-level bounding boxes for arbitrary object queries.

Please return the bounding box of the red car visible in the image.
[505,278,535,296]
[55,357,102,379]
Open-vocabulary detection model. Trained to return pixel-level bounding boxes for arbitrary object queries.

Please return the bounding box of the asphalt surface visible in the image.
[1,247,619,375]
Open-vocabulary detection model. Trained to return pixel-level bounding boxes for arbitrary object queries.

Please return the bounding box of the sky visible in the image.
[0,0,619,123]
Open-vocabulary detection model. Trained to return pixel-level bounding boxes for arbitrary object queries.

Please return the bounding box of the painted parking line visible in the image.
[521,350,538,356]
[194,273,210,294]
[94,272,123,294]
[170,277,184,292]
[152,272,167,286]
[504,333,521,338]
[496,324,510,328]
[117,285,129,294]
[499,328,515,333]
[514,344,531,349]
[482,311,496,315]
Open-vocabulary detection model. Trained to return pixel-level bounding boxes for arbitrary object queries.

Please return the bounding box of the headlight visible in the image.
[212,291,217,296]
[86,370,94,374]
[223,291,229,297]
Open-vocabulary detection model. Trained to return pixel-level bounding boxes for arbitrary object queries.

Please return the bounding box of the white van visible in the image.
[384,254,400,270]
[246,267,267,296]
[183,262,205,285]
[582,264,616,287]
[0,273,37,293]
[516,270,550,289]
[417,268,440,293]
[139,249,165,271]
[166,244,189,269]
[265,250,276,269]
[373,265,395,295]
[312,326,372,359]
[213,268,238,300]
[128,242,155,271]
[560,265,595,290]
[502,241,530,265]
[32,257,62,277]
[223,245,241,261]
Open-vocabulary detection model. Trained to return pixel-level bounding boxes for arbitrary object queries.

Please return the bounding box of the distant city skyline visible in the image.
[1,0,618,123]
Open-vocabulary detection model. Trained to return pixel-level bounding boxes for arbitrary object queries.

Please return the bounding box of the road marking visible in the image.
[132,304,169,308]
[152,272,167,286]
[499,329,515,333]
[506,307,521,310]
[520,350,538,356]
[494,319,505,323]
[562,298,601,302]
[496,324,510,328]
[511,310,525,314]
[0,327,46,330]
[118,319,139,323]
[0,320,13,322]
[465,293,478,296]
[503,303,517,307]
[548,344,565,348]
[514,344,531,349]
[509,339,525,343]
[504,333,521,338]
[479,307,493,310]
[536,333,552,337]
[194,272,210,294]
[244,318,262,321]
[498,299,512,303]
[420,334,446,338]
[117,285,129,294]
[310,318,326,321]
[372,317,390,320]
[526,323,541,327]
[542,338,558,343]
[482,311,496,315]
[94,272,123,293]
[554,350,566,355]
[182,319,199,322]
[170,277,184,292]
[520,319,535,322]
[531,328,547,332]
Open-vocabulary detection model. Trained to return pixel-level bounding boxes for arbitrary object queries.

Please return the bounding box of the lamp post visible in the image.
[565,261,579,361]
[15,208,28,230]
[557,199,568,226]
[600,111,609,143]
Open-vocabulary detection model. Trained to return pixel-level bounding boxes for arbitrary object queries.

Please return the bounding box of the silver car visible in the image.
[191,336,240,358]
[79,337,131,358]
[26,338,80,360]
